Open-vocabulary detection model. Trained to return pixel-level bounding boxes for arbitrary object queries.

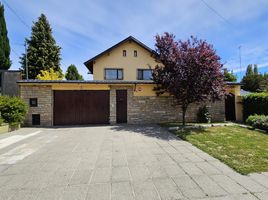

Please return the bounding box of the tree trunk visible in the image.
[182,104,187,126]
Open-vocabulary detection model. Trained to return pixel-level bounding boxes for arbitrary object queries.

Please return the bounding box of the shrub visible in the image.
[0,96,28,126]
[243,92,268,120]
[197,106,211,123]
[246,114,268,132]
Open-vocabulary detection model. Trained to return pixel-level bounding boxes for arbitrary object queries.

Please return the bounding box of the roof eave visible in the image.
[84,61,93,74]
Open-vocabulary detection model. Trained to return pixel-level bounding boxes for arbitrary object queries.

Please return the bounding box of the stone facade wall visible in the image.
[110,86,225,124]
[19,84,225,126]
[128,95,178,124]
[109,89,117,124]
[20,85,53,126]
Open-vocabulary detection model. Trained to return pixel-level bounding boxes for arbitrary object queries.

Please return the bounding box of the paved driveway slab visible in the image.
[0,125,267,200]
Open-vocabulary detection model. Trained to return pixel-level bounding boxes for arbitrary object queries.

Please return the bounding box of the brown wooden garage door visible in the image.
[54,90,109,125]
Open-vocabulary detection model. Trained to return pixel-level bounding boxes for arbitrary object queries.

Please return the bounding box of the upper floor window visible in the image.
[123,50,127,57]
[134,50,137,57]
[105,69,123,80]
[137,69,152,80]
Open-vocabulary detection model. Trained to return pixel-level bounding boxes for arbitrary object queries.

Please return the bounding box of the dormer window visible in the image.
[123,50,127,57]
[134,50,137,57]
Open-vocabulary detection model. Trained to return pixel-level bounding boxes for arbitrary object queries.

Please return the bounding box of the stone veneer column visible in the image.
[20,85,53,126]
[109,89,116,124]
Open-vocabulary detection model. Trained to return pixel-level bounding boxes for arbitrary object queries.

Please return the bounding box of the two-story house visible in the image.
[18,36,242,126]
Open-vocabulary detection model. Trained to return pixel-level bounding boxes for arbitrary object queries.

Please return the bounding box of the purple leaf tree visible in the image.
[153,33,225,126]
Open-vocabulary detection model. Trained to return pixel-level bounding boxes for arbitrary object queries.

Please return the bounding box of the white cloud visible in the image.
[6,0,268,79]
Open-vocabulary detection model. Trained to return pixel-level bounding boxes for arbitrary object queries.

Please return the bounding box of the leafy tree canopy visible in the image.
[241,64,267,92]
[0,3,11,69]
[153,33,224,125]
[20,14,62,79]
[260,73,268,92]
[65,64,83,80]
[223,68,237,82]
[36,68,63,80]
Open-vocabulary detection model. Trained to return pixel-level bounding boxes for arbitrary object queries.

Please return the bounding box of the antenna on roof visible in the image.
[24,40,29,80]
[238,45,242,73]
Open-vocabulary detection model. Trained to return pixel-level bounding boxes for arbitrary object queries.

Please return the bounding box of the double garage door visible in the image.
[54,90,109,125]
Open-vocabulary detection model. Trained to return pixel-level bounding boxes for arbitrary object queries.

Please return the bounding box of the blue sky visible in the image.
[3,0,268,80]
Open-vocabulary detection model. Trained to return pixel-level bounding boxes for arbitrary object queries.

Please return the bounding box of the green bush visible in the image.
[0,96,28,126]
[243,92,268,120]
[246,114,268,132]
[0,118,3,126]
[197,106,211,123]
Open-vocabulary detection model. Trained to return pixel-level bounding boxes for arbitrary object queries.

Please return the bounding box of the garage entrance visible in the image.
[54,90,109,125]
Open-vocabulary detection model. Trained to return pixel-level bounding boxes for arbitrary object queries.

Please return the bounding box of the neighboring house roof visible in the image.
[240,89,252,96]
[0,70,22,72]
[225,82,242,86]
[84,36,157,74]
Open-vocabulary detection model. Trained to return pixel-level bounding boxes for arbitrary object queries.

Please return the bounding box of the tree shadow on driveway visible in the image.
[109,124,181,141]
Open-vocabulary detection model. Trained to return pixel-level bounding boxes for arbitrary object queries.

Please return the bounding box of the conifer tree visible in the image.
[253,64,258,75]
[242,64,263,92]
[65,64,83,80]
[0,3,11,69]
[245,64,253,76]
[20,14,62,79]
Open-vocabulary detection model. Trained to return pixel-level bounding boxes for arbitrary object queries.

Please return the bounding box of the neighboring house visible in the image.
[18,36,242,126]
[0,70,21,96]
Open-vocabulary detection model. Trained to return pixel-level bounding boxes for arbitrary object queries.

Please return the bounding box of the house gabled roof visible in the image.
[84,36,157,74]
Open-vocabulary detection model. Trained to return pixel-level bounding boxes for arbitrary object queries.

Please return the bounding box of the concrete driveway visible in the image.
[0,125,267,200]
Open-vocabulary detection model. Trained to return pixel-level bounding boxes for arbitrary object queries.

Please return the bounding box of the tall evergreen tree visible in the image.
[245,64,253,76]
[253,64,258,75]
[0,3,11,69]
[241,64,263,92]
[65,64,83,80]
[20,14,62,79]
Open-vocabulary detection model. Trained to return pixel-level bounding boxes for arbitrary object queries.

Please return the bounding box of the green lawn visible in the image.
[159,122,227,127]
[173,126,268,175]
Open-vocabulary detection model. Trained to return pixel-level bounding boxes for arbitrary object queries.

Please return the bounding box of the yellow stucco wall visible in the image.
[93,41,159,80]
[18,83,110,90]
[52,84,110,90]
[133,84,169,96]
[225,85,243,121]
[51,83,159,96]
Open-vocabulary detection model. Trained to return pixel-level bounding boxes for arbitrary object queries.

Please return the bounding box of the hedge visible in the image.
[0,96,28,126]
[243,92,268,120]
[246,114,268,132]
